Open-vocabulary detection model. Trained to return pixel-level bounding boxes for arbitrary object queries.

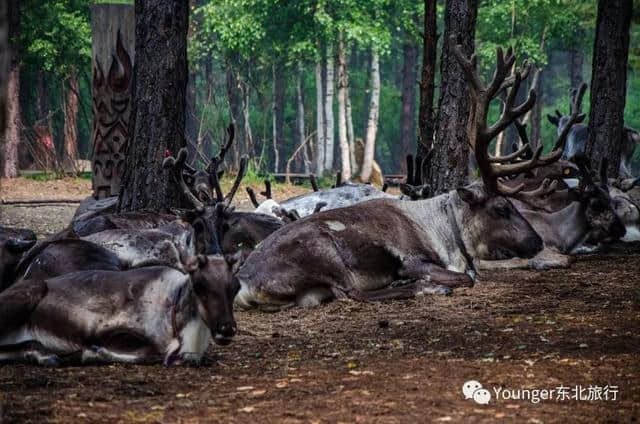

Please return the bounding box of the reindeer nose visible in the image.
[217,322,236,338]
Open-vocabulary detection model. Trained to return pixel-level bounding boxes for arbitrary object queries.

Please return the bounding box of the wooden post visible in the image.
[90,2,134,199]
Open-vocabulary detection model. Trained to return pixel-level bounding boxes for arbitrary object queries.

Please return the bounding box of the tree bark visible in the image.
[399,38,418,173]
[346,85,356,173]
[272,62,285,173]
[241,70,253,158]
[585,0,632,177]
[428,0,478,193]
[315,59,325,175]
[324,43,335,171]
[1,0,19,178]
[296,62,309,174]
[569,48,584,91]
[63,72,79,167]
[418,0,437,158]
[529,69,543,150]
[118,0,188,211]
[226,64,245,169]
[360,50,380,182]
[337,34,351,180]
[0,0,7,146]
[185,70,198,159]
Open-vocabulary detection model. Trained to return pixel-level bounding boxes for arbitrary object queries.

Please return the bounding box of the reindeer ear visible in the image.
[184,255,207,274]
[183,256,200,273]
[6,238,36,253]
[547,114,559,126]
[399,184,417,198]
[456,187,485,205]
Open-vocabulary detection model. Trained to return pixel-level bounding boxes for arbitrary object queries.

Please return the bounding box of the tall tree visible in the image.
[428,0,478,193]
[360,50,380,182]
[418,0,437,158]
[0,0,8,149]
[118,0,189,211]
[62,72,79,167]
[315,58,326,175]
[399,37,418,172]
[324,43,335,171]
[295,61,310,174]
[585,0,632,177]
[272,62,286,173]
[2,0,20,178]
[337,33,351,179]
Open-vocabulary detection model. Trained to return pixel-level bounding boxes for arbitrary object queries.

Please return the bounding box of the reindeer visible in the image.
[0,254,238,366]
[233,41,566,310]
[548,90,639,178]
[0,227,37,291]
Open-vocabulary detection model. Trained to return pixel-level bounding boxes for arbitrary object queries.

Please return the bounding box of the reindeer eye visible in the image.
[495,205,510,218]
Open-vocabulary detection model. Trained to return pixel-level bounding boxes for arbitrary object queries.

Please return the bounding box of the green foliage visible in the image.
[21,0,91,75]
[477,0,596,68]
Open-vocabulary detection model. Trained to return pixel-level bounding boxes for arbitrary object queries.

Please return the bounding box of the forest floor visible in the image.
[0,178,639,423]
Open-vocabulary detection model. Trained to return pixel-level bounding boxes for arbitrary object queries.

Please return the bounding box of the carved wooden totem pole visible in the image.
[90,3,134,199]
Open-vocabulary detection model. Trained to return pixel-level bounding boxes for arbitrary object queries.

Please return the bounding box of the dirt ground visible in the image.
[0,179,639,423]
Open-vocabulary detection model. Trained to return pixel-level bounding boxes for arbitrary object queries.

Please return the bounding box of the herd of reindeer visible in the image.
[0,42,639,367]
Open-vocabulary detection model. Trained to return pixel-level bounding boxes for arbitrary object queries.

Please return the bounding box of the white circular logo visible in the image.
[462,380,491,404]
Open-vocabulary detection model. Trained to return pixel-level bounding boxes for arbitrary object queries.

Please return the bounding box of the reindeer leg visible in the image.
[397,257,474,288]
[340,279,452,302]
[0,341,61,366]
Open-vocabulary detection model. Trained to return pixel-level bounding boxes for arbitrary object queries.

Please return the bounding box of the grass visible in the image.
[21,172,91,181]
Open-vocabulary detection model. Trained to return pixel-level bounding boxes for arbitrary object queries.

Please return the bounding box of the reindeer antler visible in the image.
[207,124,236,203]
[163,148,205,212]
[224,155,249,206]
[451,36,586,195]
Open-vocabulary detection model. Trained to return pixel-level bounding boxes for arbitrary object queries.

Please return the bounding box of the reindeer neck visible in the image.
[398,193,474,275]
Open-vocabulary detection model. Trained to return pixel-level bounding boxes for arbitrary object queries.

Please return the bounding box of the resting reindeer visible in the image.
[0,254,239,366]
[0,226,37,291]
[234,41,558,310]
[548,88,640,178]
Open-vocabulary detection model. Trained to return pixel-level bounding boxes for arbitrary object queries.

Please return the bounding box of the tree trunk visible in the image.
[324,43,335,171]
[315,59,325,175]
[91,3,135,199]
[1,0,19,178]
[530,69,543,150]
[185,70,198,159]
[63,72,79,167]
[399,39,418,173]
[569,48,584,90]
[226,64,244,169]
[346,85,356,173]
[360,50,380,182]
[118,0,188,211]
[585,0,632,177]
[418,0,437,159]
[0,0,7,145]
[428,0,478,193]
[241,71,253,157]
[337,34,351,180]
[502,82,526,156]
[296,62,309,174]
[272,63,285,173]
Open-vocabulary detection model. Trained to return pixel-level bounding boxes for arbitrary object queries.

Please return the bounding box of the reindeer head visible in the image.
[164,125,249,255]
[0,227,37,290]
[183,254,240,345]
[572,157,626,243]
[449,38,591,260]
[547,88,587,132]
